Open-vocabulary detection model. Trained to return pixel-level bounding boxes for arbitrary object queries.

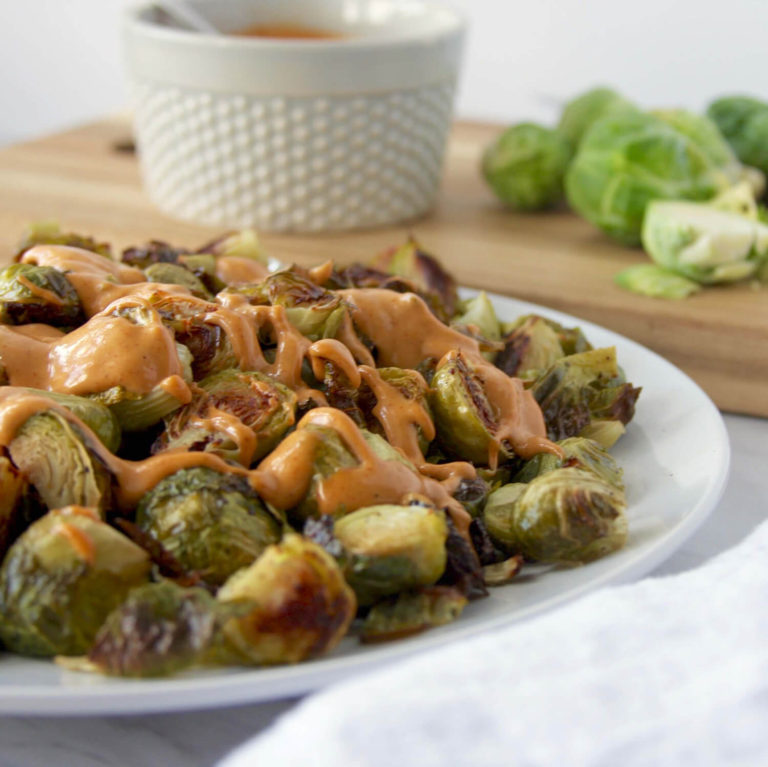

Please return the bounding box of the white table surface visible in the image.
[0,413,764,766]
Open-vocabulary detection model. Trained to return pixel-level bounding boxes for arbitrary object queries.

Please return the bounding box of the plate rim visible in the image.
[0,291,731,715]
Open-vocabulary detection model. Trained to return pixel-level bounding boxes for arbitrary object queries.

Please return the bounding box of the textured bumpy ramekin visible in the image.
[123,0,466,232]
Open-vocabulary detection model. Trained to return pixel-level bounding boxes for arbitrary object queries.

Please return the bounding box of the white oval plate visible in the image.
[0,292,730,715]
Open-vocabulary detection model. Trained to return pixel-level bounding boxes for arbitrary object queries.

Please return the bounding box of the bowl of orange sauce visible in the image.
[123,0,466,232]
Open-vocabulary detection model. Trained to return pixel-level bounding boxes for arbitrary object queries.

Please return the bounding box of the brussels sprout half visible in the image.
[0,263,83,327]
[15,221,111,261]
[143,262,212,300]
[0,508,150,656]
[136,467,281,586]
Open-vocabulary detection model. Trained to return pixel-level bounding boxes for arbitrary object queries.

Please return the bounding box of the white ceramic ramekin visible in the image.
[123,0,466,232]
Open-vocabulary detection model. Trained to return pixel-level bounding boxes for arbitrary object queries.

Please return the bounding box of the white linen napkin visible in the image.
[220,520,768,767]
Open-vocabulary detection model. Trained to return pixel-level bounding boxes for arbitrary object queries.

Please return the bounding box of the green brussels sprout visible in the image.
[614,263,702,299]
[641,199,768,284]
[14,221,111,261]
[8,411,113,514]
[360,586,467,643]
[565,110,737,245]
[452,292,502,347]
[531,347,640,441]
[0,263,83,327]
[198,228,267,263]
[154,369,297,466]
[429,351,508,465]
[495,315,565,380]
[143,262,212,300]
[136,467,281,586]
[483,467,627,563]
[514,436,624,490]
[557,87,637,149]
[333,504,448,606]
[482,123,572,211]
[710,181,761,219]
[216,533,356,665]
[0,507,150,656]
[88,580,239,677]
[707,95,768,177]
[372,238,459,321]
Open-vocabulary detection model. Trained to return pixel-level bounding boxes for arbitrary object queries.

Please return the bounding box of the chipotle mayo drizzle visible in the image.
[16,274,65,306]
[214,256,270,286]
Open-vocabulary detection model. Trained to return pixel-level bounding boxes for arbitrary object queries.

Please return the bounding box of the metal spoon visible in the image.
[152,1,219,34]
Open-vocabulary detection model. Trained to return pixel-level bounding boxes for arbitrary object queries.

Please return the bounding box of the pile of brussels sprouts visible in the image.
[482,88,768,298]
[0,227,639,677]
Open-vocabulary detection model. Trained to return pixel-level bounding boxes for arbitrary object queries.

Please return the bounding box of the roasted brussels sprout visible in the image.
[614,263,702,299]
[0,263,83,327]
[707,95,768,178]
[0,508,150,656]
[360,586,467,643]
[483,468,627,564]
[0,455,29,557]
[451,292,502,350]
[557,87,636,149]
[482,123,572,211]
[15,221,111,261]
[565,110,738,244]
[216,534,356,665]
[153,369,296,466]
[8,411,113,514]
[531,347,640,441]
[495,315,564,380]
[333,504,448,605]
[143,262,212,300]
[641,199,768,284]
[136,467,281,586]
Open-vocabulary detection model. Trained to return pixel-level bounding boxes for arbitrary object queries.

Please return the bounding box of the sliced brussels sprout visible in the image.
[641,199,768,284]
[707,96,768,178]
[451,476,489,518]
[484,468,627,564]
[710,181,761,219]
[482,555,523,586]
[154,369,297,465]
[136,467,281,586]
[0,508,150,656]
[578,419,626,449]
[14,221,111,261]
[360,586,467,643]
[198,228,267,263]
[177,253,226,295]
[531,347,640,441]
[372,238,459,321]
[614,264,702,299]
[0,263,83,327]
[88,580,239,677]
[482,123,572,210]
[217,534,356,665]
[557,87,637,149]
[143,262,212,300]
[452,292,502,347]
[8,411,113,514]
[495,315,564,380]
[333,504,448,606]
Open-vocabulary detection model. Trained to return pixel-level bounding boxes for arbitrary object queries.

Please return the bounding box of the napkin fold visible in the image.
[220,520,768,767]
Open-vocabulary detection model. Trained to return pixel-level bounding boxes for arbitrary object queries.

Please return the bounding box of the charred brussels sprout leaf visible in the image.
[360,586,467,643]
[452,476,489,518]
[9,411,113,514]
[136,467,281,587]
[483,467,627,564]
[333,504,448,606]
[0,264,83,327]
[495,315,565,380]
[15,221,111,261]
[121,240,188,270]
[0,508,150,656]
[217,534,356,665]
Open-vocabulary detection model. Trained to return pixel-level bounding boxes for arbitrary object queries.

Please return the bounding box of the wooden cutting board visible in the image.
[0,117,765,416]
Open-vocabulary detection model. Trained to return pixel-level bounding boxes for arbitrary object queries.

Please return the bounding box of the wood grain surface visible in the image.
[0,118,764,415]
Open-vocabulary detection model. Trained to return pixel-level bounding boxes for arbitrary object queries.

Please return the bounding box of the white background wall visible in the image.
[0,0,767,144]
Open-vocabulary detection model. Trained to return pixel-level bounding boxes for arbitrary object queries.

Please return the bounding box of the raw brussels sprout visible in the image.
[531,347,640,441]
[143,262,212,300]
[641,199,768,283]
[15,221,111,261]
[565,110,737,244]
[710,181,761,219]
[614,263,702,299]
[8,411,113,514]
[333,504,448,606]
[557,87,636,149]
[360,586,467,643]
[0,508,150,656]
[482,123,572,210]
[153,369,296,466]
[0,263,83,327]
[216,534,356,665]
[136,467,281,586]
[88,580,237,677]
[707,95,768,177]
[372,238,459,321]
[514,436,624,490]
[483,467,627,563]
